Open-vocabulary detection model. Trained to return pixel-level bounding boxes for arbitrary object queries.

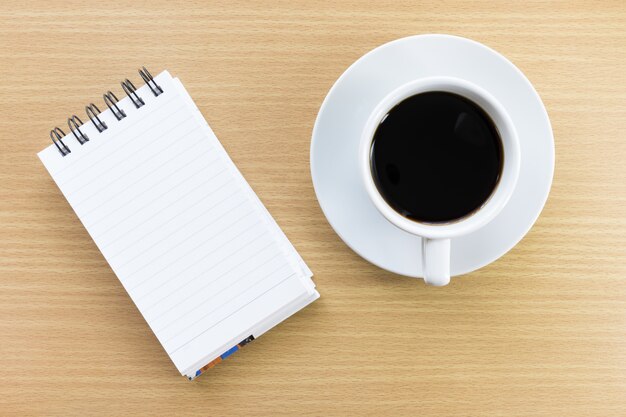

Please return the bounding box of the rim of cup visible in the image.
[359,76,521,240]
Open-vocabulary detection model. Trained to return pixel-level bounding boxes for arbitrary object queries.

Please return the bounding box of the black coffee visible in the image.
[371,91,503,223]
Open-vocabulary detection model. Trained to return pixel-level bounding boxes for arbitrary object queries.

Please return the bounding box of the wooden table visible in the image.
[1,1,625,416]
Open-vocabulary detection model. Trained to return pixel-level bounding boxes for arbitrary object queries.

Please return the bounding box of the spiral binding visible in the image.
[50,127,70,156]
[68,115,89,144]
[121,79,145,109]
[49,67,163,157]
[139,67,163,97]
[103,91,126,121]
[85,103,108,133]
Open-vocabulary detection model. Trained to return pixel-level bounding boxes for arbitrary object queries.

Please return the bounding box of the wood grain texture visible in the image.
[1,0,625,415]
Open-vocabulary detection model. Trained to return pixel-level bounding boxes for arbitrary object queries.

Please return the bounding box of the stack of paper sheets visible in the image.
[38,70,319,379]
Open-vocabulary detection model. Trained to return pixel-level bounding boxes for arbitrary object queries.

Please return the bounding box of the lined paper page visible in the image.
[38,71,317,374]
[171,77,315,285]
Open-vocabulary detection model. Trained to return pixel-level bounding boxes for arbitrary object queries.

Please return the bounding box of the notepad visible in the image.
[38,69,319,379]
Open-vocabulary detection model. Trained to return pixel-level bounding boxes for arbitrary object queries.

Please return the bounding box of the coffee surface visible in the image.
[371,91,503,223]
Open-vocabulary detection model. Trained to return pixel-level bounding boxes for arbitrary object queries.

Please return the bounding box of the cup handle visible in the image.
[422,238,451,286]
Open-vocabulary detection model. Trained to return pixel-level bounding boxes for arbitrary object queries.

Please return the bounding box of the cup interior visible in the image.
[360,76,520,240]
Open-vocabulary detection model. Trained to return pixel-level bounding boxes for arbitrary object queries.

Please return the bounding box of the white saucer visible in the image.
[310,34,554,278]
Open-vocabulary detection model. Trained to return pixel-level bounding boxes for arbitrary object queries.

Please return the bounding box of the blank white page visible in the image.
[38,71,317,375]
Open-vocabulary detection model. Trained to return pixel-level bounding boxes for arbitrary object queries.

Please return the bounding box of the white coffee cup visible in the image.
[359,76,520,286]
